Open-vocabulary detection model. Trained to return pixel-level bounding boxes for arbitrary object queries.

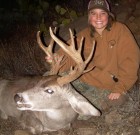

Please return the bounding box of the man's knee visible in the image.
[107,94,128,107]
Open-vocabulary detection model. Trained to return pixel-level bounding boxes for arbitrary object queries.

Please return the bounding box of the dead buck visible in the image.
[0,27,100,134]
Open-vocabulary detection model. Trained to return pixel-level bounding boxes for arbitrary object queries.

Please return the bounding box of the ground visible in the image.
[0,83,140,135]
[0,0,140,135]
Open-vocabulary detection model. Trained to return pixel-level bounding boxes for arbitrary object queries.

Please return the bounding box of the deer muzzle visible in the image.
[14,93,32,109]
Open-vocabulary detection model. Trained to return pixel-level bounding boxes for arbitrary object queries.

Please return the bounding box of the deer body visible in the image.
[0,27,100,134]
[0,75,100,134]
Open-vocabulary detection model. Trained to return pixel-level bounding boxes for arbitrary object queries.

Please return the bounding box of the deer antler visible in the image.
[49,27,95,86]
[37,29,65,75]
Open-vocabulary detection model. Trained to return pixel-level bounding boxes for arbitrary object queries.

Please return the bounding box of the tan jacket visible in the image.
[58,22,140,94]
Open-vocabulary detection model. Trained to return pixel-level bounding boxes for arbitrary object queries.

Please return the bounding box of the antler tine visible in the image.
[84,40,95,66]
[69,28,75,50]
[49,27,70,55]
[69,29,84,56]
[37,31,52,58]
[49,27,95,86]
[78,36,84,54]
[37,28,57,58]
[37,28,65,75]
[83,40,95,73]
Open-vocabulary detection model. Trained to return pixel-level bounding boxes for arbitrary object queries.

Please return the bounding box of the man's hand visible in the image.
[108,93,121,100]
[45,53,59,63]
[45,56,53,63]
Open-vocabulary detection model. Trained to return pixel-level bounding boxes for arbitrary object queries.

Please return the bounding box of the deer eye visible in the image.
[44,89,54,94]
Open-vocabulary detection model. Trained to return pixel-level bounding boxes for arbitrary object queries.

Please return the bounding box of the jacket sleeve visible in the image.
[113,24,140,93]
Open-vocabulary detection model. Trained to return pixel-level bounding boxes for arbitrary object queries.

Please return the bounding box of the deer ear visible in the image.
[68,93,100,116]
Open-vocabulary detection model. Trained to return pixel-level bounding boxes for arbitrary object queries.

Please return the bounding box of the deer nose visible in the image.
[14,93,22,103]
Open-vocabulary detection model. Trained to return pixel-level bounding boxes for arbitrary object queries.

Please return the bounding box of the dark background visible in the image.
[0,0,137,79]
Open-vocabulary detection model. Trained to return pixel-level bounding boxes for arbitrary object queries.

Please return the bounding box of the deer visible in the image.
[0,27,100,134]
